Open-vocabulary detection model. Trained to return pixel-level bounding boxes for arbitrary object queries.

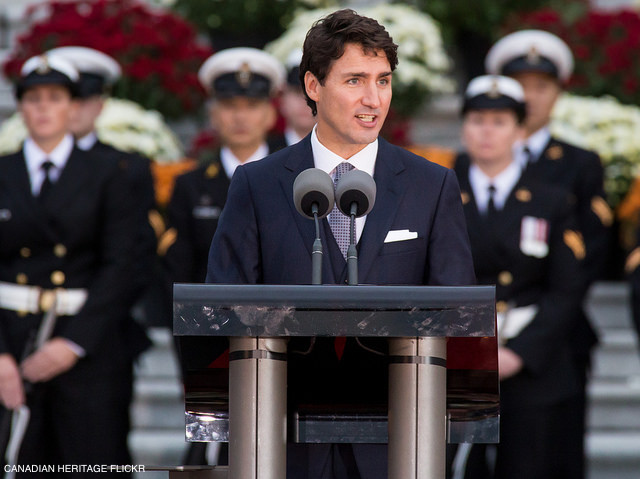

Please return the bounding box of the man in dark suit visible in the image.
[47,46,159,335]
[0,53,139,473]
[485,30,613,478]
[206,9,475,479]
[164,47,286,465]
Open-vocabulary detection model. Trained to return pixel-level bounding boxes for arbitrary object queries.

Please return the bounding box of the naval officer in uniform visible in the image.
[162,47,286,466]
[485,31,613,478]
[451,75,585,479]
[0,53,139,473]
[46,46,159,334]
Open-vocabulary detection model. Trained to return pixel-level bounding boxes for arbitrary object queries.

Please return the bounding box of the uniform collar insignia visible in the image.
[515,188,532,202]
[546,145,563,160]
[205,162,219,179]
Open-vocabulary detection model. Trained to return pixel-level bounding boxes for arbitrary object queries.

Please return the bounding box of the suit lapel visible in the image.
[357,139,406,283]
[279,136,342,284]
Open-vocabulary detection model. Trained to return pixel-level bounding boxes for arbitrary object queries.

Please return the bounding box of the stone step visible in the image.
[129,428,187,468]
[587,377,640,429]
[131,376,184,429]
[586,431,640,479]
[591,330,640,379]
[585,282,634,331]
[135,328,181,379]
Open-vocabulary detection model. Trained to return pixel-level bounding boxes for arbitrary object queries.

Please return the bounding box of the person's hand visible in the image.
[21,338,79,383]
[498,346,524,380]
[0,354,25,409]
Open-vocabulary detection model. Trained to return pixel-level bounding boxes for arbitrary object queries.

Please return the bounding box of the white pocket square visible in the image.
[384,229,418,243]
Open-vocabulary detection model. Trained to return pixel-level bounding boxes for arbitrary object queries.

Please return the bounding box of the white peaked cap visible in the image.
[47,46,121,83]
[485,30,574,82]
[198,47,285,95]
[465,75,525,102]
[21,54,79,81]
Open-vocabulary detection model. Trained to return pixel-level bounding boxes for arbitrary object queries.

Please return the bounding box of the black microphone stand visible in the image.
[311,203,323,285]
[347,202,358,286]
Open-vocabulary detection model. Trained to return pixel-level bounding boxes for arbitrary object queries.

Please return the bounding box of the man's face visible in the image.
[305,43,392,159]
[511,72,561,135]
[69,95,104,138]
[462,109,523,168]
[209,96,276,151]
[279,86,316,137]
[19,84,75,144]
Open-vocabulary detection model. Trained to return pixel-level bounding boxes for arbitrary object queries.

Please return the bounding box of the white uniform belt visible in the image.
[0,281,87,316]
[497,304,538,344]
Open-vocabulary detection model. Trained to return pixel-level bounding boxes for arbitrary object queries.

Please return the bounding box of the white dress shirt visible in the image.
[24,134,74,195]
[220,142,269,179]
[515,126,551,169]
[76,131,99,151]
[310,125,377,242]
[469,160,522,214]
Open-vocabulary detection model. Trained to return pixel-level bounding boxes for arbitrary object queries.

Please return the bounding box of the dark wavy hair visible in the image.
[299,9,398,115]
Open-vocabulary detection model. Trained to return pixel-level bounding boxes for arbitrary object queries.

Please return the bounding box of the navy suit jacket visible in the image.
[206,135,475,288]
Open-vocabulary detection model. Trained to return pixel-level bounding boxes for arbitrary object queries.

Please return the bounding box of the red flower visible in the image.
[3,0,212,118]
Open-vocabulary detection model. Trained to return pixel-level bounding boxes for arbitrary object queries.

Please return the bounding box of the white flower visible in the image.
[0,98,183,163]
[265,4,453,115]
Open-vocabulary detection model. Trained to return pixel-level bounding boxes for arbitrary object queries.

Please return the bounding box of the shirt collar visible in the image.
[284,127,303,146]
[24,133,74,177]
[310,125,377,177]
[524,126,551,162]
[469,160,522,212]
[220,142,270,179]
[76,131,98,151]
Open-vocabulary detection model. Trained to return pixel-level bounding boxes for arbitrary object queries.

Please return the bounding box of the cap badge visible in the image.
[236,62,253,88]
[526,46,541,65]
[488,80,501,98]
[36,55,51,74]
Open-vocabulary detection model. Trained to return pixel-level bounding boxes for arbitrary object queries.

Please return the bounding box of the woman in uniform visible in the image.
[451,75,586,479]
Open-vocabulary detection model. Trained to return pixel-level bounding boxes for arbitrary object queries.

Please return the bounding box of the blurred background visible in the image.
[0,1,639,477]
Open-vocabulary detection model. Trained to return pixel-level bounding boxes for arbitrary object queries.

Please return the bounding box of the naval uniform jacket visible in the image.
[523,137,612,363]
[455,153,585,406]
[0,145,139,360]
[164,136,287,284]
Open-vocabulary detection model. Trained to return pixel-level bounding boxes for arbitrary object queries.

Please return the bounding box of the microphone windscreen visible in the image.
[336,170,376,217]
[293,168,335,219]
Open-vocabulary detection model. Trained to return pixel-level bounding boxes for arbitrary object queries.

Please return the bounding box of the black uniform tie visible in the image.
[486,184,497,222]
[38,160,54,203]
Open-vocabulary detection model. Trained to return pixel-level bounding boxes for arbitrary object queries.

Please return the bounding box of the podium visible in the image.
[174,284,497,479]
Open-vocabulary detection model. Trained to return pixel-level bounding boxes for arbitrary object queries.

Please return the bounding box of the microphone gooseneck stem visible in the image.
[311,205,323,285]
[347,202,358,286]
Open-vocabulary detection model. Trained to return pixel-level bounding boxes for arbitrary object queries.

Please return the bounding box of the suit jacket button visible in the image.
[51,270,65,286]
[53,244,67,258]
[496,301,508,313]
[498,271,513,286]
[16,273,28,284]
[19,247,31,258]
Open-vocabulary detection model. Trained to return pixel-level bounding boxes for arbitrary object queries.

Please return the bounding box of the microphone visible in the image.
[335,170,376,286]
[293,168,335,284]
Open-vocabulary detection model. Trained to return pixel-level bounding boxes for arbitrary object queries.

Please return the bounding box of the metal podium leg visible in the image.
[388,337,447,479]
[228,337,287,479]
